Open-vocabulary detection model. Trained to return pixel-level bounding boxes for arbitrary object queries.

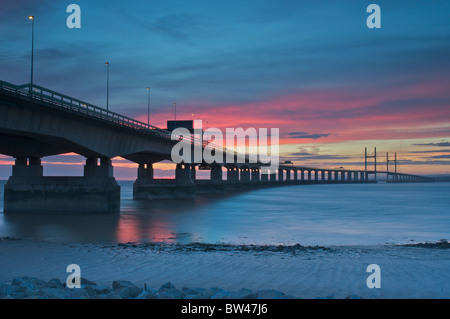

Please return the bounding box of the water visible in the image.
[0,181,449,246]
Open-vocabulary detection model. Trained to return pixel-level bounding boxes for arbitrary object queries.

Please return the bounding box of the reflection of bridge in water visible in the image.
[0,80,434,214]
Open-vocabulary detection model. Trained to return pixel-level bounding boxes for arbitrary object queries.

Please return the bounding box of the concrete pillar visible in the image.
[269,171,277,182]
[285,169,291,181]
[328,171,332,181]
[300,170,305,181]
[260,169,269,182]
[308,170,312,181]
[240,167,250,183]
[277,168,284,182]
[210,165,223,182]
[6,157,120,214]
[84,157,113,178]
[314,170,319,182]
[227,166,239,183]
[12,157,44,177]
[294,170,298,181]
[137,163,154,182]
[176,163,194,185]
[191,165,196,181]
[251,168,260,182]
[341,171,345,182]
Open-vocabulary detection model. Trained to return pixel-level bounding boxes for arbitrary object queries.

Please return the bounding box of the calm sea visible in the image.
[0,181,449,246]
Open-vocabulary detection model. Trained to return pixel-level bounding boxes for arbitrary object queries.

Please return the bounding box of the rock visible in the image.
[232,288,257,299]
[112,280,143,299]
[210,290,233,299]
[345,294,364,299]
[181,287,205,299]
[80,277,97,286]
[157,282,183,299]
[83,285,98,297]
[11,276,47,289]
[256,289,288,299]
[201,287,224,299]
[47,278,64,289]
[0,282,7,298]
[93,285,111,295]
[112,280,133,290]
[34,287,72,299]
[135,288,158,299]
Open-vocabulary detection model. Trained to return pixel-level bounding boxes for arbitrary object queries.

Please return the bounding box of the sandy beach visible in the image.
[1,237,449,299]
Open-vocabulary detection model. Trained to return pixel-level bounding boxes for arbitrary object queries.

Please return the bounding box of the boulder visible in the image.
[232,288,257,299]
[11,276,47,290]
[112,280,143,299]
[256,289,289,299]
[157,282,183,299]
[135,288,158,299]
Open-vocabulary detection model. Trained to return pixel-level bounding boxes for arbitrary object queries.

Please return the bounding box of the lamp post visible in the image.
[105,62,109,111]
[173,102,176,121]
[147,87,150,125]
[28,15,34,94]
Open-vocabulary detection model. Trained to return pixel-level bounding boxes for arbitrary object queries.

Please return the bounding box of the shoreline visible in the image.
[1,237,449,299]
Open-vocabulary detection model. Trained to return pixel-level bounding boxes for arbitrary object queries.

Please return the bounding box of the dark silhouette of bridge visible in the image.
[0,80,434,214]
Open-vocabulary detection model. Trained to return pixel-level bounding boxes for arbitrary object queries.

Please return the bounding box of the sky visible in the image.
[0,0,450,179]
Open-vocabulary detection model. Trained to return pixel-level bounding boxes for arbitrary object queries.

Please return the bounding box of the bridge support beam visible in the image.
[278,169,284,182]
[285,169,291,182]
[4,157,120,214]
[269,171,277,182]
[251,168,260,183]
[240,167,251,183]
[260,170,269,182]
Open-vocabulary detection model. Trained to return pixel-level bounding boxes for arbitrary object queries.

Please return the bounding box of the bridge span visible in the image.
[0,80,434,214]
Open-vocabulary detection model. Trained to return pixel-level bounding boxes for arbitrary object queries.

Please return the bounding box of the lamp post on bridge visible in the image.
[147,87,150,125]
[28,15,35,95]
[105,62,110,112]
[173,102,177,121]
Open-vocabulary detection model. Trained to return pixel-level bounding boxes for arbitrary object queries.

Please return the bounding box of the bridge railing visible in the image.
[0,80,241,160]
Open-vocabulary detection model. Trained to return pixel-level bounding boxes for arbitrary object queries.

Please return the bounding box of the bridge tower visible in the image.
[386,152,397,182]
[365,147,377,182]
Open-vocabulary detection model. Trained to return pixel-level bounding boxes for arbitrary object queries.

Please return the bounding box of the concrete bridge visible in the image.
[0,80,434,214]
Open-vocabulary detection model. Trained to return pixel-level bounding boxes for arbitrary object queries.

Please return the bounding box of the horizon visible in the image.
[1,0,449,178]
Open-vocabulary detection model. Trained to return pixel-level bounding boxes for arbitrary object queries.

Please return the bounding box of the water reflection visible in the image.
[1,181,449,245]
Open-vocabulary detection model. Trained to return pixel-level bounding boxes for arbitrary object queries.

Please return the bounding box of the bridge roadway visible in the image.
[0,80,434,214]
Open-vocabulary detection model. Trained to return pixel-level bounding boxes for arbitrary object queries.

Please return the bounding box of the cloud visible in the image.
[286,132,331,140]
[413,142,450,147]
[411,149,450,154]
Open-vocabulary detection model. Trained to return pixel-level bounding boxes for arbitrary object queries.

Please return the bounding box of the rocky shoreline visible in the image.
[0,276,365,299]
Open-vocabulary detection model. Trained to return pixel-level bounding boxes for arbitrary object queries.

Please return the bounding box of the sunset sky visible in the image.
[1,0,449,179]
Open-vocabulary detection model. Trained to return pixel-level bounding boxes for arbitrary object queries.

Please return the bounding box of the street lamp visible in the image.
[173,102,176,121]
[105,62,109,111]
[28,15,34,94]
[147,87,150,125]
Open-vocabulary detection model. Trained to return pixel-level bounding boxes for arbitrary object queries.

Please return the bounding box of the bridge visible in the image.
[0,80,434,214]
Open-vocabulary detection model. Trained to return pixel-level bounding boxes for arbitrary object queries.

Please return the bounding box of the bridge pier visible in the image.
[278,169,284,182]
[269,171,277,182]
[4,157,120,214]
[251,167,260,183]
[195,164,226,194]
[133,163,195,200]
[285,169,291,182]
[260,169,269,183]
